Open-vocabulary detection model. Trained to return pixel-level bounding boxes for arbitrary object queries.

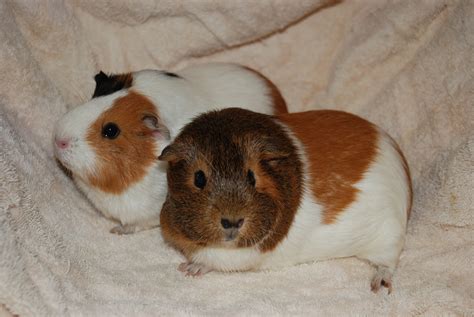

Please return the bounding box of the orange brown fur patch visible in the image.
[279,110,379,224]
[86,91,159,194]
[114,73,133,87]
[243,66,288,115]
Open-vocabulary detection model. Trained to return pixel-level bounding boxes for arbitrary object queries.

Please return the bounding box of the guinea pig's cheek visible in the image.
[241,204,276,246]
[70,141,101,179]
[54,145,69,163]
[181,219,207,242]
[55,152,74,176]
[236,221,260,247]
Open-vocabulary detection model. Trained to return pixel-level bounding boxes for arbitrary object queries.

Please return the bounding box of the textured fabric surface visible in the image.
[0,0,473,315]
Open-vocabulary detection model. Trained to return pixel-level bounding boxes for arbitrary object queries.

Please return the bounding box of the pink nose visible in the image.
[55,138,70,149]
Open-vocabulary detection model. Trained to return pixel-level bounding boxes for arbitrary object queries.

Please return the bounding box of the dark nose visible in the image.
[221,218,244,229]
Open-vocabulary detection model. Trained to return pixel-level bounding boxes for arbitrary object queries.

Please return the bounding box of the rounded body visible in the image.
[54,63,287,233]
[160,108,412,292]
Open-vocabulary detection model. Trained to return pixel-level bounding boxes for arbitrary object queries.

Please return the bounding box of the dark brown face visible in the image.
[159,108,303,257]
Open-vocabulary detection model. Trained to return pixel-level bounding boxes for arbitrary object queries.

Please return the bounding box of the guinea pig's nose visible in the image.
[221,218,244,229]
[55,138,70,150]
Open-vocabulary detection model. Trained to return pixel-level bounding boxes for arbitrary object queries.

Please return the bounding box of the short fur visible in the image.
[54,63,287,234]
[279,111,379,224]
[159,108,412,293]
[159,109,302,257]
[242,66,287,115]
[86,91,164,194]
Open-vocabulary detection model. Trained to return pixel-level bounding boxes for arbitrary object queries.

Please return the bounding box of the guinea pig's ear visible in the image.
[158,144,180,163]
[143,114,171,141]
[243,136,290,167]
[260,147,291,168]
[94,71,108,84]
[92,71,133,98]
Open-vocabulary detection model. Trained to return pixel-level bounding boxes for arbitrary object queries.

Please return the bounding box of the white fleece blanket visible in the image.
[1,0,473,315]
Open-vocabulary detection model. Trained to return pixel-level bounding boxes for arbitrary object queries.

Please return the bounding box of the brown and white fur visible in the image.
[159,108,412,293]
[54,63,287,234]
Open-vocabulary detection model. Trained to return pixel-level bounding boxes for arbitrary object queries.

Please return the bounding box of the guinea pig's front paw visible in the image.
[178,262,213,277]
[370,266,393,294]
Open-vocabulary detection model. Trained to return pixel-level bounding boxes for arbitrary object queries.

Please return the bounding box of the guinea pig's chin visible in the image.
[219,239,240,249]
[54,153,83,179]
[54,152,72,170]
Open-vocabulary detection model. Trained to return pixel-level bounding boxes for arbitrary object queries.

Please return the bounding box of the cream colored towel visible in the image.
[1,0,472,315]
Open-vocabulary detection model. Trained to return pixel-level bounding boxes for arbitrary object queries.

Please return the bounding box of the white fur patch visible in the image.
[75,161,168,225]
[133,63,276,138]
[192,246,264,272]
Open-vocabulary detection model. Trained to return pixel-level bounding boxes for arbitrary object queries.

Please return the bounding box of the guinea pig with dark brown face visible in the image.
[159,107,412,293]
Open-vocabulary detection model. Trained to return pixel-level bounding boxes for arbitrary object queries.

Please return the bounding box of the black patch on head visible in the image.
[161,71,181,79]
[92,71,133,98]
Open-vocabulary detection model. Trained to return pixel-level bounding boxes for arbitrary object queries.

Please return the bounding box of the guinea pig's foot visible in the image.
[178,262,213,277]
[370,266,393,294]
[110,224,137,235]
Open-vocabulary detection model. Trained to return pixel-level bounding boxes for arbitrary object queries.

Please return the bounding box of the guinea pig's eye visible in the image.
[102,122,120,139]
[247,169,256,187]
[194,170,207,189]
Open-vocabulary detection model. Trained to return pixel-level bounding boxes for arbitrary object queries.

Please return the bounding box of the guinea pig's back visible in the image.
[273,110,412,264]
[179,63,287,115]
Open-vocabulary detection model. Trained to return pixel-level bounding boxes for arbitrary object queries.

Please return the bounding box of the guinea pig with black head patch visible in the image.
[159,107,412,293]
[53,63,287,234]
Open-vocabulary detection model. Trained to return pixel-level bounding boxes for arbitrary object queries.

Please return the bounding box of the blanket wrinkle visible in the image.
[1,0,473,316]
[324,1,452,114]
